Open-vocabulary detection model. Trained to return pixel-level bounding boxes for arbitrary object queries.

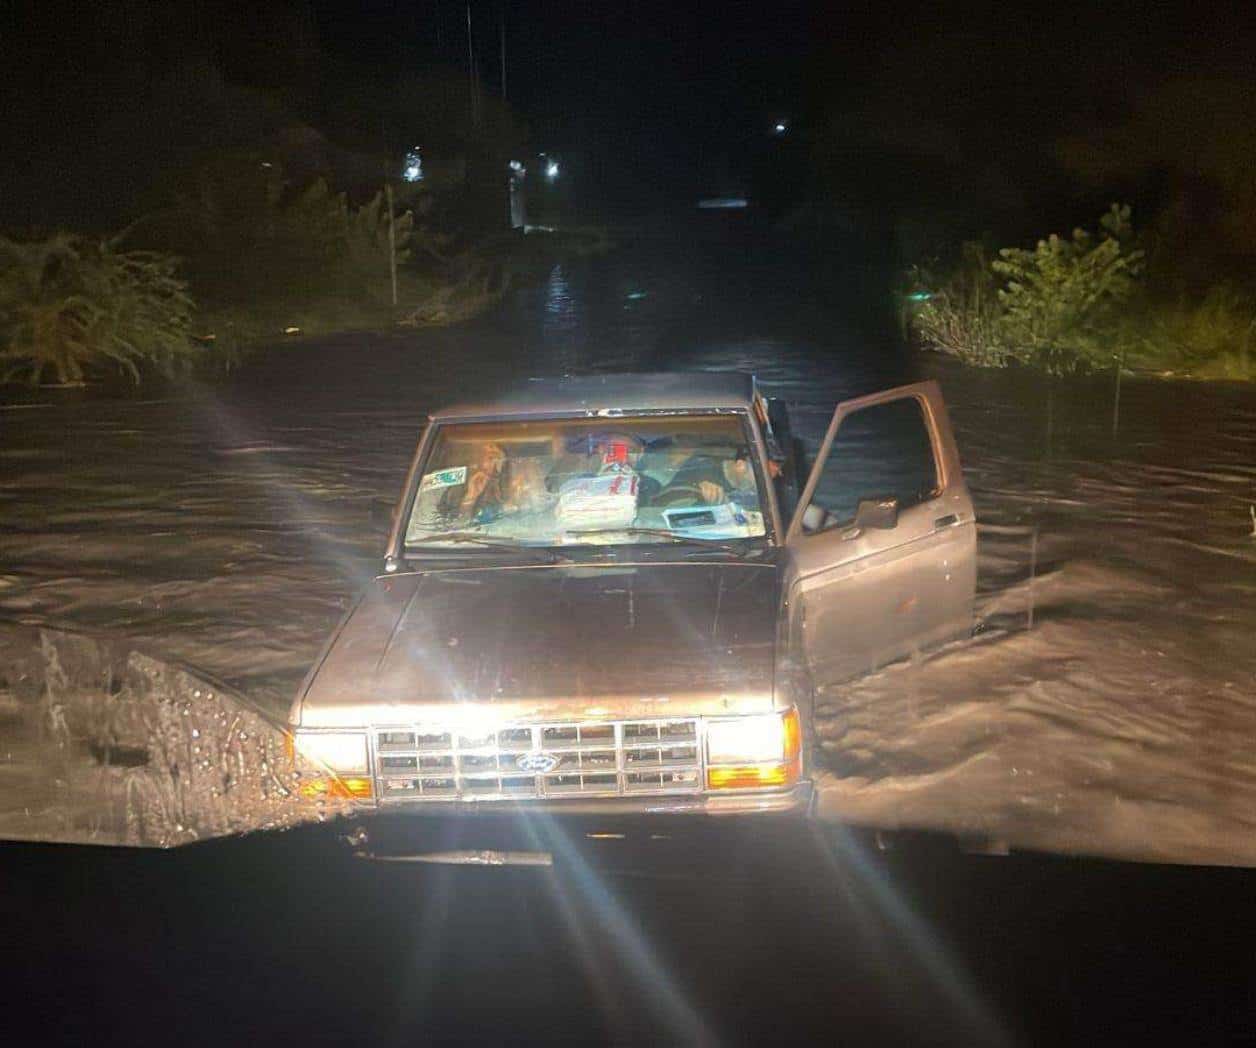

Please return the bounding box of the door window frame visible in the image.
[785,381,955,544]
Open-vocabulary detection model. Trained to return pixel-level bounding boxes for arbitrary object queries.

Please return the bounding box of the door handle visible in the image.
[933,514,959,529]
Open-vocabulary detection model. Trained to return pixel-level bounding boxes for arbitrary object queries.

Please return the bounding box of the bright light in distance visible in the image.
[546,160,560,179]
[509,159,525,173]
[706,713,787,765]
[774,121,787,134]
[403,146,423,182]
[292,731,368,774]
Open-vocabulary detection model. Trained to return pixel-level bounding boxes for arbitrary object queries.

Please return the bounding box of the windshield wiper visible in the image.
[406,533,569,563]
[563,527,748,555]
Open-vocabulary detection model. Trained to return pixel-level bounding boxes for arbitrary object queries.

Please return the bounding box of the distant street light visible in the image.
[545,160,560,180]
[773,120,788,135]
[403,146,423,183]
[508,161,526,229]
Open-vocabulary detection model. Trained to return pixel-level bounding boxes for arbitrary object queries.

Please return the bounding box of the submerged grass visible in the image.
[195,227,613,366]
[1124,286,1256,380]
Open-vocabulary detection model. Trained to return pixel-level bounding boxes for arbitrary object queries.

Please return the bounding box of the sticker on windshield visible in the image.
[420,466,467,491]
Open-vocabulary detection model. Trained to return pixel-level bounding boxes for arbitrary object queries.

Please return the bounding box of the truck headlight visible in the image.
[288,730,372,800]
[705,709,802,790]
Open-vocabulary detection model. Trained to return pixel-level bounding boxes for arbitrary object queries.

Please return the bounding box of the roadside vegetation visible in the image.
[907,205,1256,382]
[0,234,196,386]
[0,163,609,387]
[885,77,1256,385]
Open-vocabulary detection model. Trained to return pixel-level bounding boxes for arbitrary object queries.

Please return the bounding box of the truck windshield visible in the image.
[404,415,768,548]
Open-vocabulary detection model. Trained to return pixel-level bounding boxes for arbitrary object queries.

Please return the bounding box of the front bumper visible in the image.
[357,779,813,818]
[341,789,816,872]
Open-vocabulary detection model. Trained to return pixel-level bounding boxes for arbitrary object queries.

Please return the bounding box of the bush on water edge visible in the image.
[0,234,198,386]
[0,224,612,388]
[1,151,614,389]
[908,205,1256,382]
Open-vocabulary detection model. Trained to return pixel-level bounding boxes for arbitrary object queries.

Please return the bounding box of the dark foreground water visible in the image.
[5,822,1256,1045]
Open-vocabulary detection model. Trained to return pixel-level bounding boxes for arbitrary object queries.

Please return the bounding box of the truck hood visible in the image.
[296,561,779,727]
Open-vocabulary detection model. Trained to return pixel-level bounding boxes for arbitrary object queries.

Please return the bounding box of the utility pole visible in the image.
[466,2,480,129]
[385,182,398,308]
[381,131,398,309]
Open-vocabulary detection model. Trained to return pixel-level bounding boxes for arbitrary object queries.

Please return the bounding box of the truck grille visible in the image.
[372,719,703,803]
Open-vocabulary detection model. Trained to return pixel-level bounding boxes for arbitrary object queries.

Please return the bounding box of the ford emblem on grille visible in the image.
[516,751,560,774]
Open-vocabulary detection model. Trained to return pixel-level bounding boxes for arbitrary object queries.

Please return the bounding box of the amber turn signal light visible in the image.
[298,775,373,800]
[707,760,800,790]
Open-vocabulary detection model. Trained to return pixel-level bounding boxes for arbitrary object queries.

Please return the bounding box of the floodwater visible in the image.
[2,221,1256,863]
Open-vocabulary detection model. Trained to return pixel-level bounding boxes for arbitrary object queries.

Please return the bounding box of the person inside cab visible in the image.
[541,429,779,510]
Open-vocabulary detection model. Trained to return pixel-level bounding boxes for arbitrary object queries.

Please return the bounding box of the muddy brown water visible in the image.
[2,223,1256,864]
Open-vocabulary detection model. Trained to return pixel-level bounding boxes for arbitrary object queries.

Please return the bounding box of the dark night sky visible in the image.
[3,0,1256,227]
[319,0,1256,227]
[303,0,814,194]
[307,2,806,128]
[300,1,1256,155]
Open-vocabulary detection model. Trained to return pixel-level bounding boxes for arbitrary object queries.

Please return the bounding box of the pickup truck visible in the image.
[287,372,975,852]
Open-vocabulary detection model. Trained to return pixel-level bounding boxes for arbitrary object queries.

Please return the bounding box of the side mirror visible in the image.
[853,496,898,531]
[369,497,398,534]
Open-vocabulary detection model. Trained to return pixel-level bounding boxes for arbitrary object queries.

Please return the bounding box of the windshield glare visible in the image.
[405,415,768,548]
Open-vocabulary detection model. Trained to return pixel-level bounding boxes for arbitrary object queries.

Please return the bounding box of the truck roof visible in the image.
[429,371,757,422]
